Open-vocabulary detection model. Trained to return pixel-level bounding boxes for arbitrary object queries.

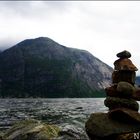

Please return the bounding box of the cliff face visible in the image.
[0,37,113,97]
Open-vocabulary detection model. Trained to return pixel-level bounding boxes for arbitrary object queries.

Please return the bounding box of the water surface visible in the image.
[0,98,139,138]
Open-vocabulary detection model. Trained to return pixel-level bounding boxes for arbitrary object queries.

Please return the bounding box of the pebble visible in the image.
[117,50,131,58]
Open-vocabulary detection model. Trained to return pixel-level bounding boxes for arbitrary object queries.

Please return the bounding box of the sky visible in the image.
[1,1,140,75]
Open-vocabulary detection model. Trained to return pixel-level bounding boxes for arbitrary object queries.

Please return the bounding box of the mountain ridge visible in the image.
[0,37,113,97]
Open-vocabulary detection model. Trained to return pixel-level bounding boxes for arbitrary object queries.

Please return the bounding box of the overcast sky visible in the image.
[1,1,140,75]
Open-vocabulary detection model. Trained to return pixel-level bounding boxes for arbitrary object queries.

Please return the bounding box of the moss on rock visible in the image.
[3,119,60,140]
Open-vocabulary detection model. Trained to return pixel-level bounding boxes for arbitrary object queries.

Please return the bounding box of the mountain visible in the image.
[0,37,113,98]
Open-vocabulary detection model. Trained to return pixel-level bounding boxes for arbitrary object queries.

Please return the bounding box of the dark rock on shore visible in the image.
[58,125,88,140]
[108,108,140,124]
[116,131,140,140]
[85,113,140,139]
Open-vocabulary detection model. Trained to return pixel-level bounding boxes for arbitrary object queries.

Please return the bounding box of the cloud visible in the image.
[0,1,72,20]
[0,1,140,74]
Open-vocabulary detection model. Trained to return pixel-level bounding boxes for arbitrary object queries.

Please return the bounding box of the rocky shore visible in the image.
[0,119,88,140]
[1,50,140,140]
[85,50,140,140]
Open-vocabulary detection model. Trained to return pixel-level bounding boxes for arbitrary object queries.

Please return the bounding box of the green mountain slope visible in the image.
[0,37,113,97]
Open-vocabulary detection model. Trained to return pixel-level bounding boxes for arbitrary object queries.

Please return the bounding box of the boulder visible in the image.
[85,113,140,139]
[117,50,131,59]
[114,58,138,71]
[58,125,88,140]
[112,70,136,85]
[116,131,140,140]
[105,85,118,97]
[117,81,135,97]
[3,120,60,140]
[108,108,140,124]
[104,97,139,111]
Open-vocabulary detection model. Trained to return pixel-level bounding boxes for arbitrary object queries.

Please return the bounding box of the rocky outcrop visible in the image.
[1,120,87,140]
[0,37,113,97]
[85,50,140,140]
[2,120,60,140]
[86,113,140,139]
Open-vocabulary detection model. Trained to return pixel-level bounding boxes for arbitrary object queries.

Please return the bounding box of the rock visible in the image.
[105,85,118,97]
[108,108,140,124]
[132,88,140,101]
[85,113,140,139]
[0,137,2,140]
[75,107,83,110]
[105,82,135,98]
[85,50,140,140]
[114,58,138,71]
[112,70,136,85]
[58,125,88,140]
[3,119,60,140]
[117,81,135,97]
[104,97,139,111]
[116,131,140,140]
[117,50,131,59]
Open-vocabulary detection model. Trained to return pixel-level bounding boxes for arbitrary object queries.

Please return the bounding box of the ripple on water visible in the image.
[0,98,139,138]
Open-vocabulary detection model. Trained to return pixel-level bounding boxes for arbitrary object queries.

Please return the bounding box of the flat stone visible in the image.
[85,113,140,139]
[114,58,138,71]
[108,108,140,124]
[112,70,136,85]
[117,81,135,97]
[117,50,131,59]
[104,97,139,111]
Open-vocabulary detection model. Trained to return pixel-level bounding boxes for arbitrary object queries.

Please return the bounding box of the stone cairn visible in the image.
[105,50,139,112]
[85,50,140,140]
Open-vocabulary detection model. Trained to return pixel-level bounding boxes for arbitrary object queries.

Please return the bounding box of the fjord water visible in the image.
[0,98,139,138]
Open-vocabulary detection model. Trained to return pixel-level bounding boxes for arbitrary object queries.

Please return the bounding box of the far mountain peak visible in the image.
[0,37,113,98]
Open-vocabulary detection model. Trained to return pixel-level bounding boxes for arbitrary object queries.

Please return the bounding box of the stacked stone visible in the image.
[85,50,140,140]
[104,50,139,112]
